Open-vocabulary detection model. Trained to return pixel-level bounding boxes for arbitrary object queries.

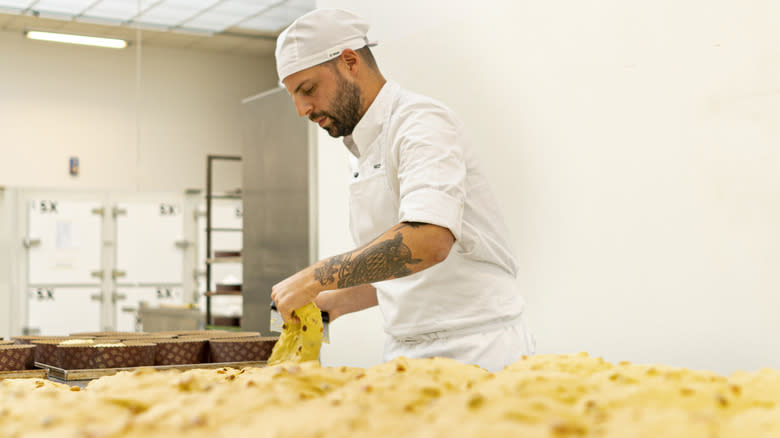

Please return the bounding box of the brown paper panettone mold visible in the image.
[133,338,179,344]
[182,337,213,363]
[208,337,277,363]
[0,345,35,371]
[31,338,70,365]
[116,334,175,342]
[175,332,261,362]
[90,342,156,369]
[54,340,119,369]
[180,331,260,340]
[56,344,95,370]
[152,339,207,365]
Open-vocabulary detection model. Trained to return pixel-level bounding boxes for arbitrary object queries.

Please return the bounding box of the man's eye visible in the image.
[304,86,315,95]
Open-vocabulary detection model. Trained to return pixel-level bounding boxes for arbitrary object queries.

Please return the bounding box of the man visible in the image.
[270,9,534,372]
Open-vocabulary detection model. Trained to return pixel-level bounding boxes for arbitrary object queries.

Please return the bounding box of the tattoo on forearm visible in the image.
[314,232,423,288]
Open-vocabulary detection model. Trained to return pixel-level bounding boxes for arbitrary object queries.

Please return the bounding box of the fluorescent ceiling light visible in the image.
[25,30,128,48]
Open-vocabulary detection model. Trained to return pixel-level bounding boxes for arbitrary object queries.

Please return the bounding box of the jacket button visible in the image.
[353,172,359,178]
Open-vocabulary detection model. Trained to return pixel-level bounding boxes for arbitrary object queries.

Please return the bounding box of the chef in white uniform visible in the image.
[270,9,535,372]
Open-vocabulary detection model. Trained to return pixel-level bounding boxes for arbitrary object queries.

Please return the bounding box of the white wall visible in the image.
[316,0,780,375]
[0,30,276,192]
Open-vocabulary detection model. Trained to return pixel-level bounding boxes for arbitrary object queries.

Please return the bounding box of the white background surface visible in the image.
[316,0,780,375]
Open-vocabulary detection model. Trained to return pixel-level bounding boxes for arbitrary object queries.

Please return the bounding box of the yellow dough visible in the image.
[267,302,323,365]
[2,353,780,437]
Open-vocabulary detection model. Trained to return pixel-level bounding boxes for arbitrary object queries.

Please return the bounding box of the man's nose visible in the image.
[293,96,312,117]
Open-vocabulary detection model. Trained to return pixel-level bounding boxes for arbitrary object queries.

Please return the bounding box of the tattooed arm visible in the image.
[271,222,455,322]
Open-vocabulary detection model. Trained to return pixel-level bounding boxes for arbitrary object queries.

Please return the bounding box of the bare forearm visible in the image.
[315,284,377,320]
[312,222,454,291]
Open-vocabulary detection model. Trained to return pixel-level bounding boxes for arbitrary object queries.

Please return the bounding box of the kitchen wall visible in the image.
[0,29,277,339]
[0,30,276,192]
[316,0,780,374]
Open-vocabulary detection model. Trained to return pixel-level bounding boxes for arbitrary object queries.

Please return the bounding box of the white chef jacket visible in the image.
[344,81,534,370]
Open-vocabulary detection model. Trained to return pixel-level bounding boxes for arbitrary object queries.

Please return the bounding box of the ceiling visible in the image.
[0,0,316,56]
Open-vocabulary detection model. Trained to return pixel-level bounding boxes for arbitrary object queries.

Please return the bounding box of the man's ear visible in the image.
[340,49,360,76]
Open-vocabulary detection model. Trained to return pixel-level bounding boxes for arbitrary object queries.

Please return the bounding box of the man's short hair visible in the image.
[356,46,378,71]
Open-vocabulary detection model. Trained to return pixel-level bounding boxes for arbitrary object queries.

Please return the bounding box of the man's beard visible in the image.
[310,74,362,138]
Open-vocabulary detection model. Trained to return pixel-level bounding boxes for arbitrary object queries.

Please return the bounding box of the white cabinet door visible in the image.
[27,288,101,335]
[115,287,183,332]
[27,199,103,285]
[116,202,184,285]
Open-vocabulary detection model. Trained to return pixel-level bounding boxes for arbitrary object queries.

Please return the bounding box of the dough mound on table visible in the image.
[1,353,779,437]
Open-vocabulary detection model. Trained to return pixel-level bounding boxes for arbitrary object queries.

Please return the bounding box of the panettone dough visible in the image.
[1,353,780,437]
[268,302,323,365]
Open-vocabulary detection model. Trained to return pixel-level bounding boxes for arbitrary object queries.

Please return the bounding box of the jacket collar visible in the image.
[343,80,399,158]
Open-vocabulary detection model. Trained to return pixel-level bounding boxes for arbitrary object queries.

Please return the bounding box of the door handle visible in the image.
[22,238,41,249]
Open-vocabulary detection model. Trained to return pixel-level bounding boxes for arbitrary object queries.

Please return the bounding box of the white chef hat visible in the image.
[275,8,377,84]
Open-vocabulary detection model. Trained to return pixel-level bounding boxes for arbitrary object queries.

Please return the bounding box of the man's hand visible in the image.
[271,266,319,323]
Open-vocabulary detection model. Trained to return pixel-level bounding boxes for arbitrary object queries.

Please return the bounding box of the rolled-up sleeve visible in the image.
[394,104,467,241]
